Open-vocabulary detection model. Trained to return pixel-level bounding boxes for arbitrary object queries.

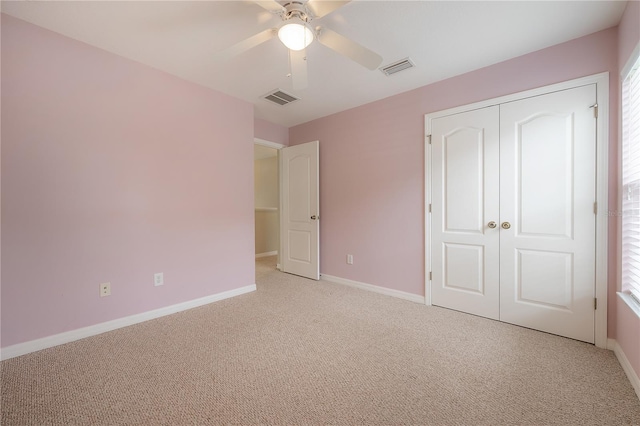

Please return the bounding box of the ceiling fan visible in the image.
[214,0,383,90]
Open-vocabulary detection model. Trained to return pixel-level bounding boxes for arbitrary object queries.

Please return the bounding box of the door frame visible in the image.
[255,138,286,269]
[424,72,609,348]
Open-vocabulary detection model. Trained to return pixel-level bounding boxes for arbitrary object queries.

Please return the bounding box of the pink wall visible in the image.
[616,0,640,381]
[254,118,289,146]
[1,15,255,348]
[618,0,640,68]
[290,27,619,325]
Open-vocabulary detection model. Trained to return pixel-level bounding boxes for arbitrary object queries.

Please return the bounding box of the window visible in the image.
[621,52,640,305]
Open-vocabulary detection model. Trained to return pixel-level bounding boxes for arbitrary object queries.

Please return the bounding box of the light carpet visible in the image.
[2,256,640,425]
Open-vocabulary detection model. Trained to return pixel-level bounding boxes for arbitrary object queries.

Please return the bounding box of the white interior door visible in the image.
[431,106,501,320]
[499,85,597,343]
[281,141,320,280]
[430,84,597,343]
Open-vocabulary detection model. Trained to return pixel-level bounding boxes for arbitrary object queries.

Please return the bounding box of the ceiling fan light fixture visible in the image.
[278,21,314,51]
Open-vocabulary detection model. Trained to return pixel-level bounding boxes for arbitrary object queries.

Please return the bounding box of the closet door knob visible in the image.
[501,222,511,229]
[488,221,497,229]
[311,215,318,220]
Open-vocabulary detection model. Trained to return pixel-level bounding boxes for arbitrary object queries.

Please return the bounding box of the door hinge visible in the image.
[429,271,432,281]
[594,297,597,310]
[428,204,432,213]
[590,103,598,118]
[426,135,432,145]
[594,201,598,215]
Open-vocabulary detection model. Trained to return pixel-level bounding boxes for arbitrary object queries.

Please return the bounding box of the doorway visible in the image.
[254,138,321,281]
[254,139,284,272]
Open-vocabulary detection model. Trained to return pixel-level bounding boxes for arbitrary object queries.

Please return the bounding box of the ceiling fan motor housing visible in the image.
[282,2,313,22]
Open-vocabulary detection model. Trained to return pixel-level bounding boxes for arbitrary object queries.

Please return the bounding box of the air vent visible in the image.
[263,89,299,106]
[380,58,415,76]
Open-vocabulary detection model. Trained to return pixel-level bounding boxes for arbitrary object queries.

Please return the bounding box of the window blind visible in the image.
[621,55,640,304]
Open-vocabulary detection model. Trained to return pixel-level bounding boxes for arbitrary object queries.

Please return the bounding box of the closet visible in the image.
[428,84,598,343]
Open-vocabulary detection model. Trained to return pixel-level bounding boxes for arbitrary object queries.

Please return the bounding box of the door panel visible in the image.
[288,230,311,262]
[443,243,485,294]
[289,156,311,222]
[431,106,500,320]
[499,85,596,343]
[518,114,574,238]
[281,141,319,280]
[517,249,573,311]
[444,128,485,233]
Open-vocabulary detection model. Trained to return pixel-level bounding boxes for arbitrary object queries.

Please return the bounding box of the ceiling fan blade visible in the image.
[290,49,308,90]
[213,28,277,61]
[306,0,351,18]
[254,1,285,13]
[316,27,382,70]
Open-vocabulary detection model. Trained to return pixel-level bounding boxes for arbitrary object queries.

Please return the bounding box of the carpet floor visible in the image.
[2,256,640,425]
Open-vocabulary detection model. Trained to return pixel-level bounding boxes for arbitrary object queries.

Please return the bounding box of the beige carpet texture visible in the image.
[2,256,640,425]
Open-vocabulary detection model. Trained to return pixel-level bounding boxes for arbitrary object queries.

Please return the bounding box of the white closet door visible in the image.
[499,85,597,343]
[431,106,501,320]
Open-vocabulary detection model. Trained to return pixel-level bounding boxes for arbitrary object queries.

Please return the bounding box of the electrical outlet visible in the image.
[100,282,111,297]
[154,272,164,287]
[347,254,354,265]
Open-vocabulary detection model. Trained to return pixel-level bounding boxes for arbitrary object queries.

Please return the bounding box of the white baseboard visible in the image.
[321,274,425,304]
[608,338,640,400]
[0,284,257,361]
[256,251,278,259]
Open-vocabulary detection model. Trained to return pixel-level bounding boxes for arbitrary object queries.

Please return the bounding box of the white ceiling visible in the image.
[1,1,628,127]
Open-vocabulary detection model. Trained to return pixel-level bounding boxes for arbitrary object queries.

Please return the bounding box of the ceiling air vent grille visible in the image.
[263,89,299,106]
[380,58,415,76]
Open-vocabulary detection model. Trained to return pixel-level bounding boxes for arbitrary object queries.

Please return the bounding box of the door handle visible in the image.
[501,222,511,229]
[311,215,319,220]
[488,221,497,229]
